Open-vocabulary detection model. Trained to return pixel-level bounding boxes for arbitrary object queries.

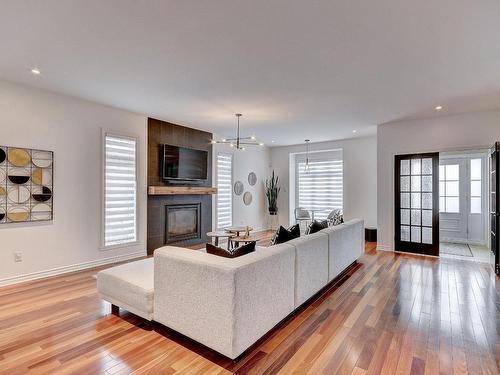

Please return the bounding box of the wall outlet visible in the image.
[14,251,22,262]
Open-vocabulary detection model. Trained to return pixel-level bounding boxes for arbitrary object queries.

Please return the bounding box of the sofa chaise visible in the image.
[97,219,364,359]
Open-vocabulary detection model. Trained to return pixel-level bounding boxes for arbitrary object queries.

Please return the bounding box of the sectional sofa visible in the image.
[97,219,364,359]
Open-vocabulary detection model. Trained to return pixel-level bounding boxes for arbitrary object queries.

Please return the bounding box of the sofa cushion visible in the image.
[323,219,364,281]
[287,231,329,307]
[206,241,256,258]
[97,258,154,320]
[306,220,328,235]
[271,224,300,245]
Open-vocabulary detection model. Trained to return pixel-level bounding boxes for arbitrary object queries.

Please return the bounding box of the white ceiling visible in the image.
[1,0,499,146]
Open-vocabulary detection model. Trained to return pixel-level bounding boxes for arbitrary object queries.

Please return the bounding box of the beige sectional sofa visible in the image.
[97,218,364,359]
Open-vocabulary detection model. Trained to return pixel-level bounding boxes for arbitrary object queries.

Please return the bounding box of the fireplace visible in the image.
[165,203,201,244]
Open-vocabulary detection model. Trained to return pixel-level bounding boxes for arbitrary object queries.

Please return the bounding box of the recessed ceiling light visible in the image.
[251,135,256,140]
[435,105,443,111]
[352,130,357,133]
[271,140,275,143]
[30,68,41,75]
[259,142,264,146]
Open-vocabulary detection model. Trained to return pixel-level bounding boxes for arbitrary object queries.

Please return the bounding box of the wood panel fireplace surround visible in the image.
[147,118,216,255]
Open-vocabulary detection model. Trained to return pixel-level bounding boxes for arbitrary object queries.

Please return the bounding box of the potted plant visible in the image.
[265,170,280,215]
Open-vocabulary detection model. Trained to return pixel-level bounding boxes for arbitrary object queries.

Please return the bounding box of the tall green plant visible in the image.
[265,170,281,214]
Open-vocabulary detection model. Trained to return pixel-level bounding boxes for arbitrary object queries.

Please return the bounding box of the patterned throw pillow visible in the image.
[306,220,328,235]
[270,224,300,245]
[329,210,344,226]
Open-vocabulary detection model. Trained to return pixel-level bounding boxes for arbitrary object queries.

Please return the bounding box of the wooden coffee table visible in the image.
[206,231,235,249]
[224,226,254,236]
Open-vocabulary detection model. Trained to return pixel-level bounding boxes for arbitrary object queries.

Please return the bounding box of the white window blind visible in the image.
[104,134,137,247]
[297,158,343,220]
[216,153,232,229]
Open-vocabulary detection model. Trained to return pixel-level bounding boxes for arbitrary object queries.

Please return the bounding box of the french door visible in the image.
[491,142,499,274]
[395,153,440,256]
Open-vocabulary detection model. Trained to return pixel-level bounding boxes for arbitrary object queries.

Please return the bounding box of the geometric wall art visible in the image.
[0,146,53,223]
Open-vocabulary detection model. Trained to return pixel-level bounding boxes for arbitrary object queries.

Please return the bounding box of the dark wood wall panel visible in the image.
[147,118,213,254]
[147,118,213,187]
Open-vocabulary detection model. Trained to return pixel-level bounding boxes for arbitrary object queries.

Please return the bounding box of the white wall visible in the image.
[0,81,147,285]
[212,142,272,231]
[377,109,500,251]
[270,136,377,228]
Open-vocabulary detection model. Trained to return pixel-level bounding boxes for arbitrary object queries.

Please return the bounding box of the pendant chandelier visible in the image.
[211,114,264,150]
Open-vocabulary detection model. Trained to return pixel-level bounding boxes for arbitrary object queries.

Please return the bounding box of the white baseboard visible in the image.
[376,244,393,252]
[0,251,145,287]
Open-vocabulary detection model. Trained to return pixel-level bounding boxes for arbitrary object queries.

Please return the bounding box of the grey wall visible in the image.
[270,136,377,229]
[0,80,147,285]
[377,109,500,251]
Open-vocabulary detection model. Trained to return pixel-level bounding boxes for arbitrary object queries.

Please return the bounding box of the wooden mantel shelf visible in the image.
[148,186,218,195]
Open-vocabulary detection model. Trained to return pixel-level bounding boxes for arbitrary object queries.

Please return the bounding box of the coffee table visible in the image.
[224,226,254,236]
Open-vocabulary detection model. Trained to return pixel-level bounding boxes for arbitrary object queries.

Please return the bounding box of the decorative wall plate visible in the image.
[8,148,31,167]
[243,191,253,206]
[248,172,257,186]
[234,181,244,195]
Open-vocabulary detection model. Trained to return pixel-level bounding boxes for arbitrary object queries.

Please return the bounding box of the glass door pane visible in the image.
[395,153,439,256]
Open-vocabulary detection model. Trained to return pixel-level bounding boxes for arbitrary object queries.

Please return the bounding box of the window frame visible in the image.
[215,152,233,230]
[294,150,343,221]
[469,158,482,214]
[101,129,139,250]
[439,163,460,213]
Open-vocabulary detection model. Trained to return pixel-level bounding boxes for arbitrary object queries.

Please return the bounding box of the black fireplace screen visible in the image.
[165,203,201,243]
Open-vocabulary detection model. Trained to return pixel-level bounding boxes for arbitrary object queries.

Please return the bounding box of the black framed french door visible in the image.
[395,153,440,256]
[490,142,499,274]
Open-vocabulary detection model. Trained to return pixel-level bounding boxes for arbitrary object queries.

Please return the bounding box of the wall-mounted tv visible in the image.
[160,144,208,182]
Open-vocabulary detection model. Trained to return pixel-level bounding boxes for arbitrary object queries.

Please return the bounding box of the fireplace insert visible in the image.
[165,203,201,244]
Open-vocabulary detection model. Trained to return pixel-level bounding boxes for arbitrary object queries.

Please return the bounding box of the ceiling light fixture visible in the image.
[352,130,357,133]
[30,68,41,75]
[435,105,443,111]
[211,114,263,150]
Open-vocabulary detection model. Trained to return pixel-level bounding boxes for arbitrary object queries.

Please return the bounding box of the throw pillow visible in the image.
[288,223,300,238]
[306,220,328,235]
[206,241,256,258]
[270,224,301,245]
[329,210,344,226]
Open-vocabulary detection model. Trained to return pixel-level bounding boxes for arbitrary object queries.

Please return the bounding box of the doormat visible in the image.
[440,242,473,257]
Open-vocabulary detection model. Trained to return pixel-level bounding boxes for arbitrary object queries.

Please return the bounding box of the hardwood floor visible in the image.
[0,243,499,374]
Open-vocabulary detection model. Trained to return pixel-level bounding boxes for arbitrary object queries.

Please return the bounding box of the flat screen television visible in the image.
[160,144,208,182]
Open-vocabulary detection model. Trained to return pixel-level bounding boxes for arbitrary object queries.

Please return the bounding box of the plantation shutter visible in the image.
[104,134,137,246]
[216,153,232,229]
[296,153,343,221]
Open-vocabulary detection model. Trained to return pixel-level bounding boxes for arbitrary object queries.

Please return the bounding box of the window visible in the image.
[439,164,459,213]
[216,153,232,229]
[103,133,137,247]
[470,158,482,214]
[296,156,343,221]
